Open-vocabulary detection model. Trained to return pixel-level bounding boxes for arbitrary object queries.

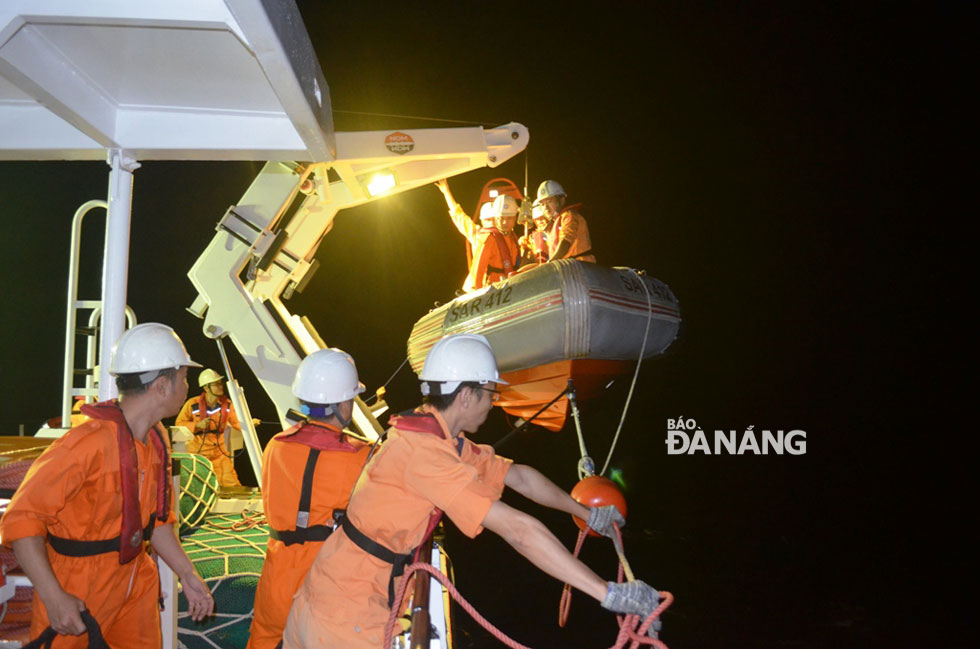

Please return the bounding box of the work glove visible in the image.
[601,580,663,636]
[587,504,626,539]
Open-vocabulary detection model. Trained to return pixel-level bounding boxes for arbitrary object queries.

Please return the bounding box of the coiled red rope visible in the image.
[560,525,673,649]
[382,523,673,649]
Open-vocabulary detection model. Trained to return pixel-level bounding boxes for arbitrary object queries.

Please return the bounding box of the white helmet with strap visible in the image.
[419,334,509,396]
[491,195,520,218]
[109,323,201,383]
[292,348,365,404]
[478,201,495,227]
[198,368,224,388]
[533,179,566,206]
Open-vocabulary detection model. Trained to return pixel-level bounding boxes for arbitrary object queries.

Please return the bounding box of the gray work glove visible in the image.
[601,580,663,636]
[586,504,626,539]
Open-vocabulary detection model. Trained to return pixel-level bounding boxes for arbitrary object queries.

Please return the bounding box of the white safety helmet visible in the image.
[532,203,550,224]
[198,368,224,388]
[292,348,365,404]
[491,195,520,218]
[533,180,566,206]
[478,202,495,227]
[419,334,509,396]
[109,323,201,378]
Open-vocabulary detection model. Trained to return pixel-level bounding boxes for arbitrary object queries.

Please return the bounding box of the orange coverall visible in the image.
[549,205,596,263]
[282,407,512,649]
[449,203,520,291]
[246,422,371,649]
[175,393,241,486]
[520,229,550,264]
[0,410,176,649]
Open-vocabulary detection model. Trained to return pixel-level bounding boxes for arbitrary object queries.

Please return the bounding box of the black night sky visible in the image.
[0,2,965,647]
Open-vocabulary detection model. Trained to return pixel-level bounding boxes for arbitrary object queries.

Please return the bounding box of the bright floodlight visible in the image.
[367,173,396,197]
[489,189,499,198]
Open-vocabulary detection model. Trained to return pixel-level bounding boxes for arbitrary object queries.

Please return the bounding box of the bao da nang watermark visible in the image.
[666,417,806,455]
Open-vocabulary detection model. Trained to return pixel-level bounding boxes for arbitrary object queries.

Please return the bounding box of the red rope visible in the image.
[559,524,674,649]
[383,542,673,649]
[558,529,588,626]
[383,562,534,649]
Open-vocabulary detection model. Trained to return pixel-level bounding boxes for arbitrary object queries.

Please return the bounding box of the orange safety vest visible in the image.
[469,228,520,290]
[549,204,595,262]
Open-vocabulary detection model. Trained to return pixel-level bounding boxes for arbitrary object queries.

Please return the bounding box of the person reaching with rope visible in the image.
[282,333,664,648]
[175,368,249,487]
[435,179,521,292]
[0,323,214,648]
[246,348,373,649]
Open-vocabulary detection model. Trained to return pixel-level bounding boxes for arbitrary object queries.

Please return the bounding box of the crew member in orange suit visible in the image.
[282,334,665,649]
[0,323,214,648]
[175,368,245,486]
[246,348,372,649]
[435,179,521,292]
[534,179,596,263]
[519,203,553,265]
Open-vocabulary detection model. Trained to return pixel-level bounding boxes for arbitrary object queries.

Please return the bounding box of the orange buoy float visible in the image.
[570,475,627,537]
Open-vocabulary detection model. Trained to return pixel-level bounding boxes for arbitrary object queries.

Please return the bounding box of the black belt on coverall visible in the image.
[47,514,156,558]
[22,609,109,649]
[339,514,413,607]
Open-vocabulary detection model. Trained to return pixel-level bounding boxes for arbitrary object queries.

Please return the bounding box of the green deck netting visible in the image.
[177,511,268,649]
[173,453,219,534]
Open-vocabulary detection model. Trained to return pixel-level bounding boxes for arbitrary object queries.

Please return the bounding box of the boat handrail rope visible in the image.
[383,521,672,649]
[599,270,654,477]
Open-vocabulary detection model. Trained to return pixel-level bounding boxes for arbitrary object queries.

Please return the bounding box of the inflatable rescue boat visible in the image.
[407,260,681,430]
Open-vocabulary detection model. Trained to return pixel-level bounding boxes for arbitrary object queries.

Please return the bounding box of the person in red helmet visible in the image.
[247,348,372,649]
[1,323,213,649]
[175,368,245,487]
[436,179,521,291]
[534,179,596,263]
[282,334,663,648]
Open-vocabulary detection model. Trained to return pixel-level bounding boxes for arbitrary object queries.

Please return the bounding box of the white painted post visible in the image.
[99,149,140,401]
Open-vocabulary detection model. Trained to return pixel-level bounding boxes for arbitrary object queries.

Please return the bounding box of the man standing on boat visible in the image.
[175,368,245,487]
[435,179,521,292]
[0,323,214,647]
[247,348,372,649]
[282,333,663,648]
[535,179,596,263]
[519,203,553,265]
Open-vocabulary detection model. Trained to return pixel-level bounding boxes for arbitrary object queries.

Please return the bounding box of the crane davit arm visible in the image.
[186,123,529,483]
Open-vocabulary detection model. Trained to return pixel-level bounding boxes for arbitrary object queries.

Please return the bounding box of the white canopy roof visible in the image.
[0,0,334,161]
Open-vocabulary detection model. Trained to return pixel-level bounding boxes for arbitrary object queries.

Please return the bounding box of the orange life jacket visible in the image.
[67,401,169,563]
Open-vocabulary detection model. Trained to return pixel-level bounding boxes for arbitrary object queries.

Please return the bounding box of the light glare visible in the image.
[367,173,396,197]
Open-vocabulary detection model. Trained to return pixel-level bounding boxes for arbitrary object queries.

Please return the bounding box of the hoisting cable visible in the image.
[365,356,410,405]
[599,270,654,477]
[568,380,596,479]
[334,109,498,128]
[493,385,572,451]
